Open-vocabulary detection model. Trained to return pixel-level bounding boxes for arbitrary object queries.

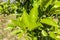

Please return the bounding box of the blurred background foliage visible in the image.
[0,0,60,40]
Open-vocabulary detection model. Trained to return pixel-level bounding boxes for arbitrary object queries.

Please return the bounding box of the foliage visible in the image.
[0,0,20,16]
[0,0,60,40]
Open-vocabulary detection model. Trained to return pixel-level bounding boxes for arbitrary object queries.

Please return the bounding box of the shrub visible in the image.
[1,0,60,40]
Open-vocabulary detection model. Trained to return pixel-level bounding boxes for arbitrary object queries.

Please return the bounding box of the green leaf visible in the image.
[5,23,15,30]
[56,30,60,34]
[0,6,3,12]
[11,4,17,10]
[4,4,8,9]
[44,0,52,11]
[33,37,37,40]
[42,30,48,36]
[12,19,19,26]
[12,17,26,29]
[0,2,6,5]
[30,5,38,22]
[54,1,60,8]
[40,17,59,27]
[56,35,60,39]
[22,11,36,30]
[5,27,13,30]
[11,29,23,35]
[22,10,31,28]
[33,1,39,8]
[49,31,56,38]
[40,17,59,31]
[39,0,52,9]
[37,22,43,27]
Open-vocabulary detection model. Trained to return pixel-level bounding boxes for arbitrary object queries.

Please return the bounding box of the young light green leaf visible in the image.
[37,22,43,27]
[30,6,38,22]
[40,17,59,27]
[33,37,37,40]
[29,1,39,22]
[56,35,60,39]
[22,10,31,28]
[0,6,3,12]
[54,1,60,8]
[42,30,48,36]
[49,32,56,38]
